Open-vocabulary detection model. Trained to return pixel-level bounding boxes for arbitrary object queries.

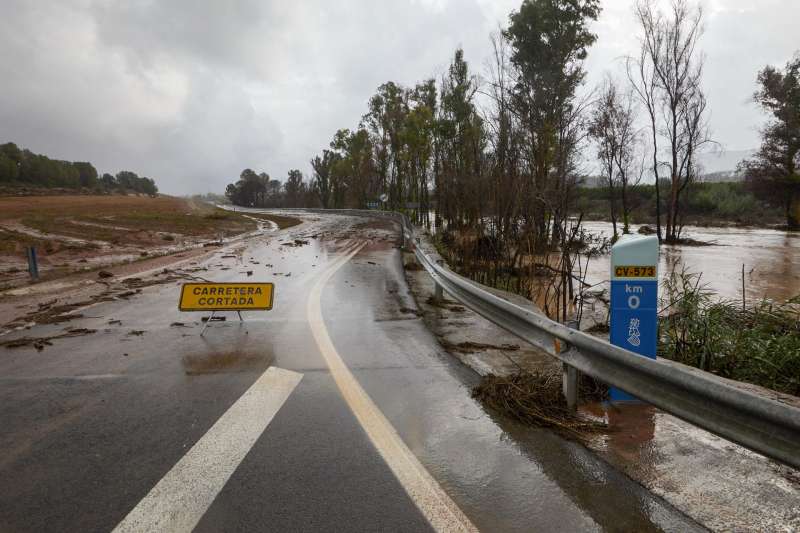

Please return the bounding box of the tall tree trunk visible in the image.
[788,192,800,230]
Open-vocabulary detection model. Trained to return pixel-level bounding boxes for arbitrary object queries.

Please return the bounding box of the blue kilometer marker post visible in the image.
[609,235,659,401]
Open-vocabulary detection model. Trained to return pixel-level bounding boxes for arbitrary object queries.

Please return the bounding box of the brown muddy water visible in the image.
[581,221,800,302]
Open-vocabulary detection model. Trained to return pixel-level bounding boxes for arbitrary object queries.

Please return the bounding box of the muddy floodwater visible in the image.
[580,221,800,302]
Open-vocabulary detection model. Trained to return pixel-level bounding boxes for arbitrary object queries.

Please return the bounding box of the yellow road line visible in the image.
[307,241,479,533]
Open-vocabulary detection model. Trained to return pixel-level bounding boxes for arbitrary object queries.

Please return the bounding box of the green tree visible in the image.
[505,0,601,249]
[311,150,339,208]
[284,169,305,208]
[0,153,19,183]
[436,49,485,229]
[741,54,800,229]
[363,82,408,207]
[330,128,376,208]
[101,173,116,189]
[73,162,98,188]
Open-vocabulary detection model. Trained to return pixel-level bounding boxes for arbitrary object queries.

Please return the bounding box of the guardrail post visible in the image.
[434,259,444,302]
[562,364,578,411]
[561,320,579,410]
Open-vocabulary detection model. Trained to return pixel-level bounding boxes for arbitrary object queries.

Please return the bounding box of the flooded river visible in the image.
[581,221,800,302]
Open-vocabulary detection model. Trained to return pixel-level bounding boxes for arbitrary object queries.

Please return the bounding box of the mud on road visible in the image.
[0,195,301,290]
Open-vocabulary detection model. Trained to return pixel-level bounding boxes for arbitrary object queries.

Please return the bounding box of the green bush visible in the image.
[660,269,800,395]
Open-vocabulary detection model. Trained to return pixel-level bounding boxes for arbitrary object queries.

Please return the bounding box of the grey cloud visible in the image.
[0,0,797,194]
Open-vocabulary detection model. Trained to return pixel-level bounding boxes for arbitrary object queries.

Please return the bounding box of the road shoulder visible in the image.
[403,226,800,533]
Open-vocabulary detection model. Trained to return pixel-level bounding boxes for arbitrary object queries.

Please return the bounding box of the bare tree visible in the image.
[632,0,712,242]
[613,87,641,235]
[627,43,664,240]
[589,78,623,238]
[589,77,641,238]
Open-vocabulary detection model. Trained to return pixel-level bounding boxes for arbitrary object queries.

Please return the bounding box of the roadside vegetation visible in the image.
[660,269,800,396]
[576,181,783,228]
[223,0,796,325]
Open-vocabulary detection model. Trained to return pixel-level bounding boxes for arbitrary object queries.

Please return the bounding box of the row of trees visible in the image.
[224,0,798,244]
[297,0,718,245]
[224,168,316,208]
[0,142,158,195]
[220,0,798,318]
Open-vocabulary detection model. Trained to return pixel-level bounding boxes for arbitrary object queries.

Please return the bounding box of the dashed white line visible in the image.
[112,366,302,533]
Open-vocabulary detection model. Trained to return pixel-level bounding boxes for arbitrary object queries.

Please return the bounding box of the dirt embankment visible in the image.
[0,195,298,290]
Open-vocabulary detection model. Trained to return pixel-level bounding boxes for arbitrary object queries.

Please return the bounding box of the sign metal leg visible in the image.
[200,310,215,336]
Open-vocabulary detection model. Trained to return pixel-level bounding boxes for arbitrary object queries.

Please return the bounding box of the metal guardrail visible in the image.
[392,213,800,470]
[260,207,800,469]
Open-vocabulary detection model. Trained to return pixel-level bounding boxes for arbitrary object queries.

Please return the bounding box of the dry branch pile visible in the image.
[473,371,607,440]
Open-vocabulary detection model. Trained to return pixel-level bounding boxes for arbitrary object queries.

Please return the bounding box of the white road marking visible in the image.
[112,366,302,533]
[308,242,479,533]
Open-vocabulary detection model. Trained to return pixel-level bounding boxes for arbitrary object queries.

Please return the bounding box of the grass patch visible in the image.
[0,195,258,245]
[0,228,51,254]
[660,269,800,395]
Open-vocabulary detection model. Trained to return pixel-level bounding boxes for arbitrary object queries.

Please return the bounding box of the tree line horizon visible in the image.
[225,0,799,242]
[0,141,158,196]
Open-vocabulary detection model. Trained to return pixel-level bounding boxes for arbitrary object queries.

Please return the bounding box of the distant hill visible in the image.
[696,149,755,181]
[0,142,158,195]
[580,149,756,187]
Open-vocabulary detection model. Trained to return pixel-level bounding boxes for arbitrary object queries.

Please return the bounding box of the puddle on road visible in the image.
[582,403,659,473]
[181,350,273,375]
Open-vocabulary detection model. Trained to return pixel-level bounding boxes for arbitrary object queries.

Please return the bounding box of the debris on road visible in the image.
[442,340,520,353]
[0,327,97,351]
[21,300,89,325]
[126,330,145,336]
[473,371,607,440]
[280,239,309,247]
[116,290,139,299]
[98,270,114,278]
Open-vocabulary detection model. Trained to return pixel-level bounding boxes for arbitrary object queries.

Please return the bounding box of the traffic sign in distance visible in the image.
[179,283,274,311]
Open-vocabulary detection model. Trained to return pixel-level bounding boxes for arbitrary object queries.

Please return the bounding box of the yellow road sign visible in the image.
[179,283,274,311]
[613,265,656,279]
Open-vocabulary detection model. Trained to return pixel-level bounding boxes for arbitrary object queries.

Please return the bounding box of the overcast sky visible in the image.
[0,0,797,195]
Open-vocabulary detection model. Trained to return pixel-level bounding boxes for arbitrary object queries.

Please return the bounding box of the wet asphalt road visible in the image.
[0,212,704,532]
